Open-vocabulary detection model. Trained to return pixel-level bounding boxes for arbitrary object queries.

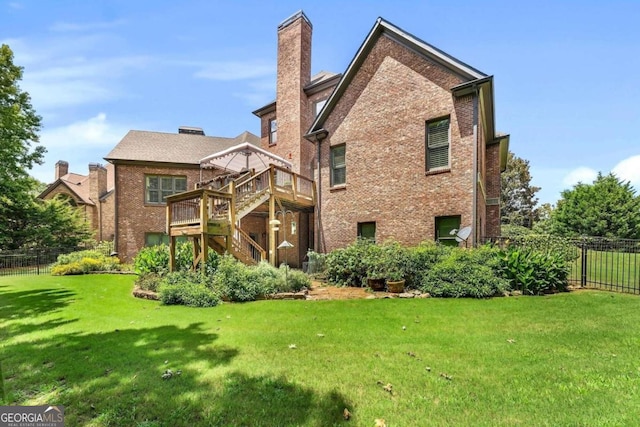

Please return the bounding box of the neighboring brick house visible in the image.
[254,12,509,257]
[104,128,261,261]
[39,160,115,242]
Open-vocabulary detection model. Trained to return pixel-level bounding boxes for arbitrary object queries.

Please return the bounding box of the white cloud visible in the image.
[49,19,126,32]
[612,155,640,188]
[562,167,598,187]
[41,113,128,149]
[194,61,275,81]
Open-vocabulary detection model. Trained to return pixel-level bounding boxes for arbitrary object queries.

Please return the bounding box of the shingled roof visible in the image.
[104,130,261,165]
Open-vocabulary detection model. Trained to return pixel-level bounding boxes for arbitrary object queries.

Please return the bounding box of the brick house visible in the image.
[104,128,262,261]
[49,11,508,266]
[39,160,115,242]
[250,12,509,263]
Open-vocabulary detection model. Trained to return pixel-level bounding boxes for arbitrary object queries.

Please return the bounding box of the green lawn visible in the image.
[1,275,640,426]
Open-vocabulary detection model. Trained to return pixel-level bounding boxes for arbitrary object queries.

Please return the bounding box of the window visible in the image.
[358,222,376,241]
[269,119,277,145]
[145,175,187,204]
[435,216,461,247]
[426,117,450,171]
[330,145,346,186]
[145,233,187,246]
[314,99,327,117]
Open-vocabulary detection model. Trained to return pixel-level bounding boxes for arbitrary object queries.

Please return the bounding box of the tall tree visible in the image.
[501,151,541,228]
[550,173,640,239]
[0,44,46,249]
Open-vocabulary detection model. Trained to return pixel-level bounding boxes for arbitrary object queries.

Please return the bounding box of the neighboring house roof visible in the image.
[104,130,261,165]
[38,173,94,205]
[306,17,509,171]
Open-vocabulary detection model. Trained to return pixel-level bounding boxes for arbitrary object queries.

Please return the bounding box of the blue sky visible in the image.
[2,0,639,205]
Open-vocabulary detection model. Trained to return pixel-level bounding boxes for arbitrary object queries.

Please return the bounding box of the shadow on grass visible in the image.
[207,371,352,427]
[0,287,76,318]
[2,319,353,426]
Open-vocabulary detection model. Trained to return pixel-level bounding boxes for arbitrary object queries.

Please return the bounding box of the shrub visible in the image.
[325,239,374,287]
[133,242,220,276]
[51,248,121,275]
[133,245,170,275]
[213,255,265,302]
[405,242,451,289]
[498,247,570,295]
[420,247,509,298]
[279,266,311,292]
[135,273,163,292]
[158,271,220,307]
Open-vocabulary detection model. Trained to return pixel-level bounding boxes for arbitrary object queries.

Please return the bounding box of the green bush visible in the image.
[133,245,170,275]
[158,271,220,307]
[405,242,451,289]
[325,239,374,287]
[52,248,121,275]
[135,273,163,292]
[133,242,220,275]
[420,247,509,298]
[214,256,266,302]
[279,266,311,292]
[498,234,579,264]
[498,247,570,295]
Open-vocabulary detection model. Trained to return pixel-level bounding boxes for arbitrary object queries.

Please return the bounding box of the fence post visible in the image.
[36,250,40,276]
[581,237,587,287]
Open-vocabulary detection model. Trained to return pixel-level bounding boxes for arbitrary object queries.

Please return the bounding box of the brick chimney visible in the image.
[275,11,314,177]
[55,160,69,180]
[88,163,107,202]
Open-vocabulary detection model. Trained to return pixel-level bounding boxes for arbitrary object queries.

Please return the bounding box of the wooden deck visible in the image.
[166,165,315,269]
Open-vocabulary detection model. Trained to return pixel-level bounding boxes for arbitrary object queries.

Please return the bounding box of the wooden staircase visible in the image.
[166,165,315,270]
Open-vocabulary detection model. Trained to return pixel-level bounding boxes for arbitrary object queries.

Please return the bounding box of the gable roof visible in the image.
[307,17,488,135]
[104,130,261,165]
[38,173,94,205]
[252,71,341,117]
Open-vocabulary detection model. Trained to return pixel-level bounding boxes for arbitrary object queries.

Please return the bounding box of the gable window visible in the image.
[358,222,376,241]
[435,215,461,247]
[426,117,450,171]
[330,144,346,186]
[145,175,187,204]
[314,99,327,117]
[269,119,278,145]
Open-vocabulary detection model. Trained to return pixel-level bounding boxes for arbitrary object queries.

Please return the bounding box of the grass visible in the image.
[569,249,640,292]
[1,275,640,426]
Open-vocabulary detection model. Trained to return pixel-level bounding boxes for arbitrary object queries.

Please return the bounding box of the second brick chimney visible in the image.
[55,160,69,180]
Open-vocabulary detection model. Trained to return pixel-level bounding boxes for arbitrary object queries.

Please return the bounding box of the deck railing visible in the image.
[234,227,267,264]
[166,188,232,227]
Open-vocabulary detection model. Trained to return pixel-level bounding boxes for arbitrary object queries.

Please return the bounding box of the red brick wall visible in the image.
[485,143,501,237]
[114,163,217,261]
[317,35,476,252]
[272,15,313,178]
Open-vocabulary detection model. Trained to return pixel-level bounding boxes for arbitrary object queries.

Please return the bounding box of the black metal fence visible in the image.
[0,243,114,277]
[484,236,640,294]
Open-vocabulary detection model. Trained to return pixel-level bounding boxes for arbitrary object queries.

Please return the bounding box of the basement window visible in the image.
[435,216,460,247]
[358,222,376,242]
